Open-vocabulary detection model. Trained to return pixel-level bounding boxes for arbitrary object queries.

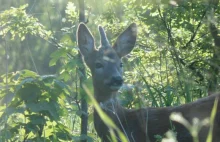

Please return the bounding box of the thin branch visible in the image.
[182,9,207,49]
[158,6,185,94]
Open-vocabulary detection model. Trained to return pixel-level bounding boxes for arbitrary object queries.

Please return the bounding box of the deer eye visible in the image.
[120,63,123,68]
[95,63,103,69]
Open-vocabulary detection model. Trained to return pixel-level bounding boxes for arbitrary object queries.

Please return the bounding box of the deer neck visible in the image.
[93,86,122,113]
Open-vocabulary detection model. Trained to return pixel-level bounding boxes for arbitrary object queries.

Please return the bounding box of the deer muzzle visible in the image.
[107,76,123,91]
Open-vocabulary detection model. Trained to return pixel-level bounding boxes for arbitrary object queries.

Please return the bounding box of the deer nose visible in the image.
[112,76,123,86]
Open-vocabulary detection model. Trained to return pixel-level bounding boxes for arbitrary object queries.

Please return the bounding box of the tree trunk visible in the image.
[208,0,220,95]
[78,0,88,141]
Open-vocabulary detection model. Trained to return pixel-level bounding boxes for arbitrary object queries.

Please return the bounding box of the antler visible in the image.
[98,26,111,49]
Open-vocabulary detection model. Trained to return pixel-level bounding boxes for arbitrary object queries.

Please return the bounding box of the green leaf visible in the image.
[50,48,67,58]
[49,58,58,66]
[49,48,67,66]
[27,114,46,125]
[26,101,59,120]
[16,84,41,102]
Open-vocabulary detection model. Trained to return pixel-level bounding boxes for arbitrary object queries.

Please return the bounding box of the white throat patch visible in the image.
[99,98,117,112]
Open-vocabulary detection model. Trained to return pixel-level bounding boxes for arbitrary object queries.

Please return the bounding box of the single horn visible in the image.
[98,26,110,48]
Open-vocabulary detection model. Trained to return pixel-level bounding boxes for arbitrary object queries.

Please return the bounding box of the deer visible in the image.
[76,22,220,142]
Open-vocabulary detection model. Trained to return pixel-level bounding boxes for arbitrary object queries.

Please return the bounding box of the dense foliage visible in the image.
[0,0,219,141]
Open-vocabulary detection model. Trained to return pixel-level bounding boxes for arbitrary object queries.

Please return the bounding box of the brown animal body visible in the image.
[77,23,220,142]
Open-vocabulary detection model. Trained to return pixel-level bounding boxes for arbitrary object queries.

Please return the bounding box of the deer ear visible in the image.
[77,23,95,57]
[113,23,137,58]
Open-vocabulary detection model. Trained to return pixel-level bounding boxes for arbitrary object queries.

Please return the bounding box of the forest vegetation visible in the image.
[0,0,220,141]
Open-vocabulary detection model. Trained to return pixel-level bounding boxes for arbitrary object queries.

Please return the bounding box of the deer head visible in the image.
[77,23,137,102]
